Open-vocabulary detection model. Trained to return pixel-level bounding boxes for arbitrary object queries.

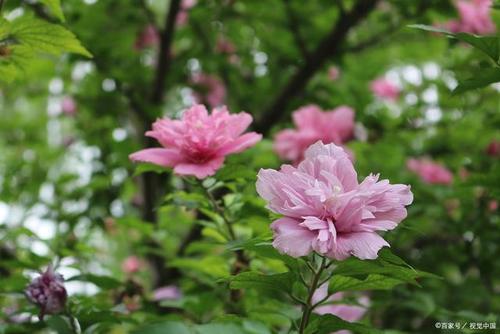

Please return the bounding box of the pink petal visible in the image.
[271,217,316,257]
[329,232,389,260]
[173,157,225,179]
[217,132,262,156]
[129,148,183,167]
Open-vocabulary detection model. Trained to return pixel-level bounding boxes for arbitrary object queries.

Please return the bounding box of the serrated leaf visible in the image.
[9,17,91,57]
[229,271,296,293]
[453,67,500,94]
[39,0,65,22]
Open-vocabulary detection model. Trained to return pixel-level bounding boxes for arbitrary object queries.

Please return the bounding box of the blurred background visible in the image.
[0,0,499,333]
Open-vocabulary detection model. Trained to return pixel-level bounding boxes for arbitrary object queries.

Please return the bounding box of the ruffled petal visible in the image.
[173,157,225,179]
[329,232,389,260]
[217,132,262,156]
[271,217,316,257]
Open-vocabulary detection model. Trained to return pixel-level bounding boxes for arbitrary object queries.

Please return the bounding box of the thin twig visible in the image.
[282,0,309,60]
[298,256,327,334]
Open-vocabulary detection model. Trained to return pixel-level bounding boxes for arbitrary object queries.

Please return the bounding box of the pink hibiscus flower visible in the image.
[191,73,227,108]
[370,78,400,101]
[274,105,355,164]
[152,285,182,301]
[61,96,77,116]
[134,25,160,50]
[407,158,453,185]
[122,256,142,274]
[130,104,262,179]
[328,66,340,81]
[256,141,413,260]
[313,283,369,334]
[486,139,500,157]
[176,0,197,26]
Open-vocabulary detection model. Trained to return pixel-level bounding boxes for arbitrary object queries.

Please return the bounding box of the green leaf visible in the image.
[305,314,382,334]
[132,162,168,176]
[195,323,245,334]
[453,67,500,94]
[454,33,500,64]
[67,274,121,290]
[46,315,73,334]
[132,321,192,334]
[8,17,92,57]
[39,0,65,22]
[332,249,439,284]
[328,274,405,293]
[229,271,296,293]
[409,24,500,64]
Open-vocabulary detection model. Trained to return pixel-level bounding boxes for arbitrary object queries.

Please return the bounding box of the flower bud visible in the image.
[25,266,67,319]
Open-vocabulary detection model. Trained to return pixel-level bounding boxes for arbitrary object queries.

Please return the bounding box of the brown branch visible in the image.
[140,0,181,287]
[282,0,309,60]
[151,0,181,104]
[254,0,380,135]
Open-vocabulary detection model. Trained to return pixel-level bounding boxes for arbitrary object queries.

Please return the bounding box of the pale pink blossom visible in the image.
[130,104,262,179]
[176,0,197,26]
[370,78,400,101]
[313,283,369,334]
[61,96,77,116]
[216,37,236,54]
[453,0,496,34]
[134,25,160,50]
[274,105,355,164]
[257,141,413,260]
[191,73,227,108]
[407,158,453,185]
[122,256,141,274]
[486,140,500,157]
[488,200,498,212]
[152,285,182,301]
[328,66,340,81]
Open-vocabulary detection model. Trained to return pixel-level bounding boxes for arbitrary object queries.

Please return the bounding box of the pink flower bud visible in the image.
[122,256,142,274]
[25,266,67,319]
[61,97,77,116]
[486,140,500,157]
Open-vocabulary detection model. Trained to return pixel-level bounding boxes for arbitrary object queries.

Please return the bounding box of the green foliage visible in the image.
[1,1,499,333]
[0,16,90,82]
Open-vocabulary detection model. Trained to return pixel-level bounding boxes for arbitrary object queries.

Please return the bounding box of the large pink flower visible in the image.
[130,104,262,179]
[191,73,227,108]
[370,78,400,101]
[312,283,369,334]
[274,105,355,164]
[257,141,413,260]
[407,158,453,185]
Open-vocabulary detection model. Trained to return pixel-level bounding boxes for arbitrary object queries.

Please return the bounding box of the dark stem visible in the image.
[197,180,249,304]
[0,0,5,14]
[254,0,379,135]
[151,0,181,104]
[65,309,81,334]
[298,256,326,334]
